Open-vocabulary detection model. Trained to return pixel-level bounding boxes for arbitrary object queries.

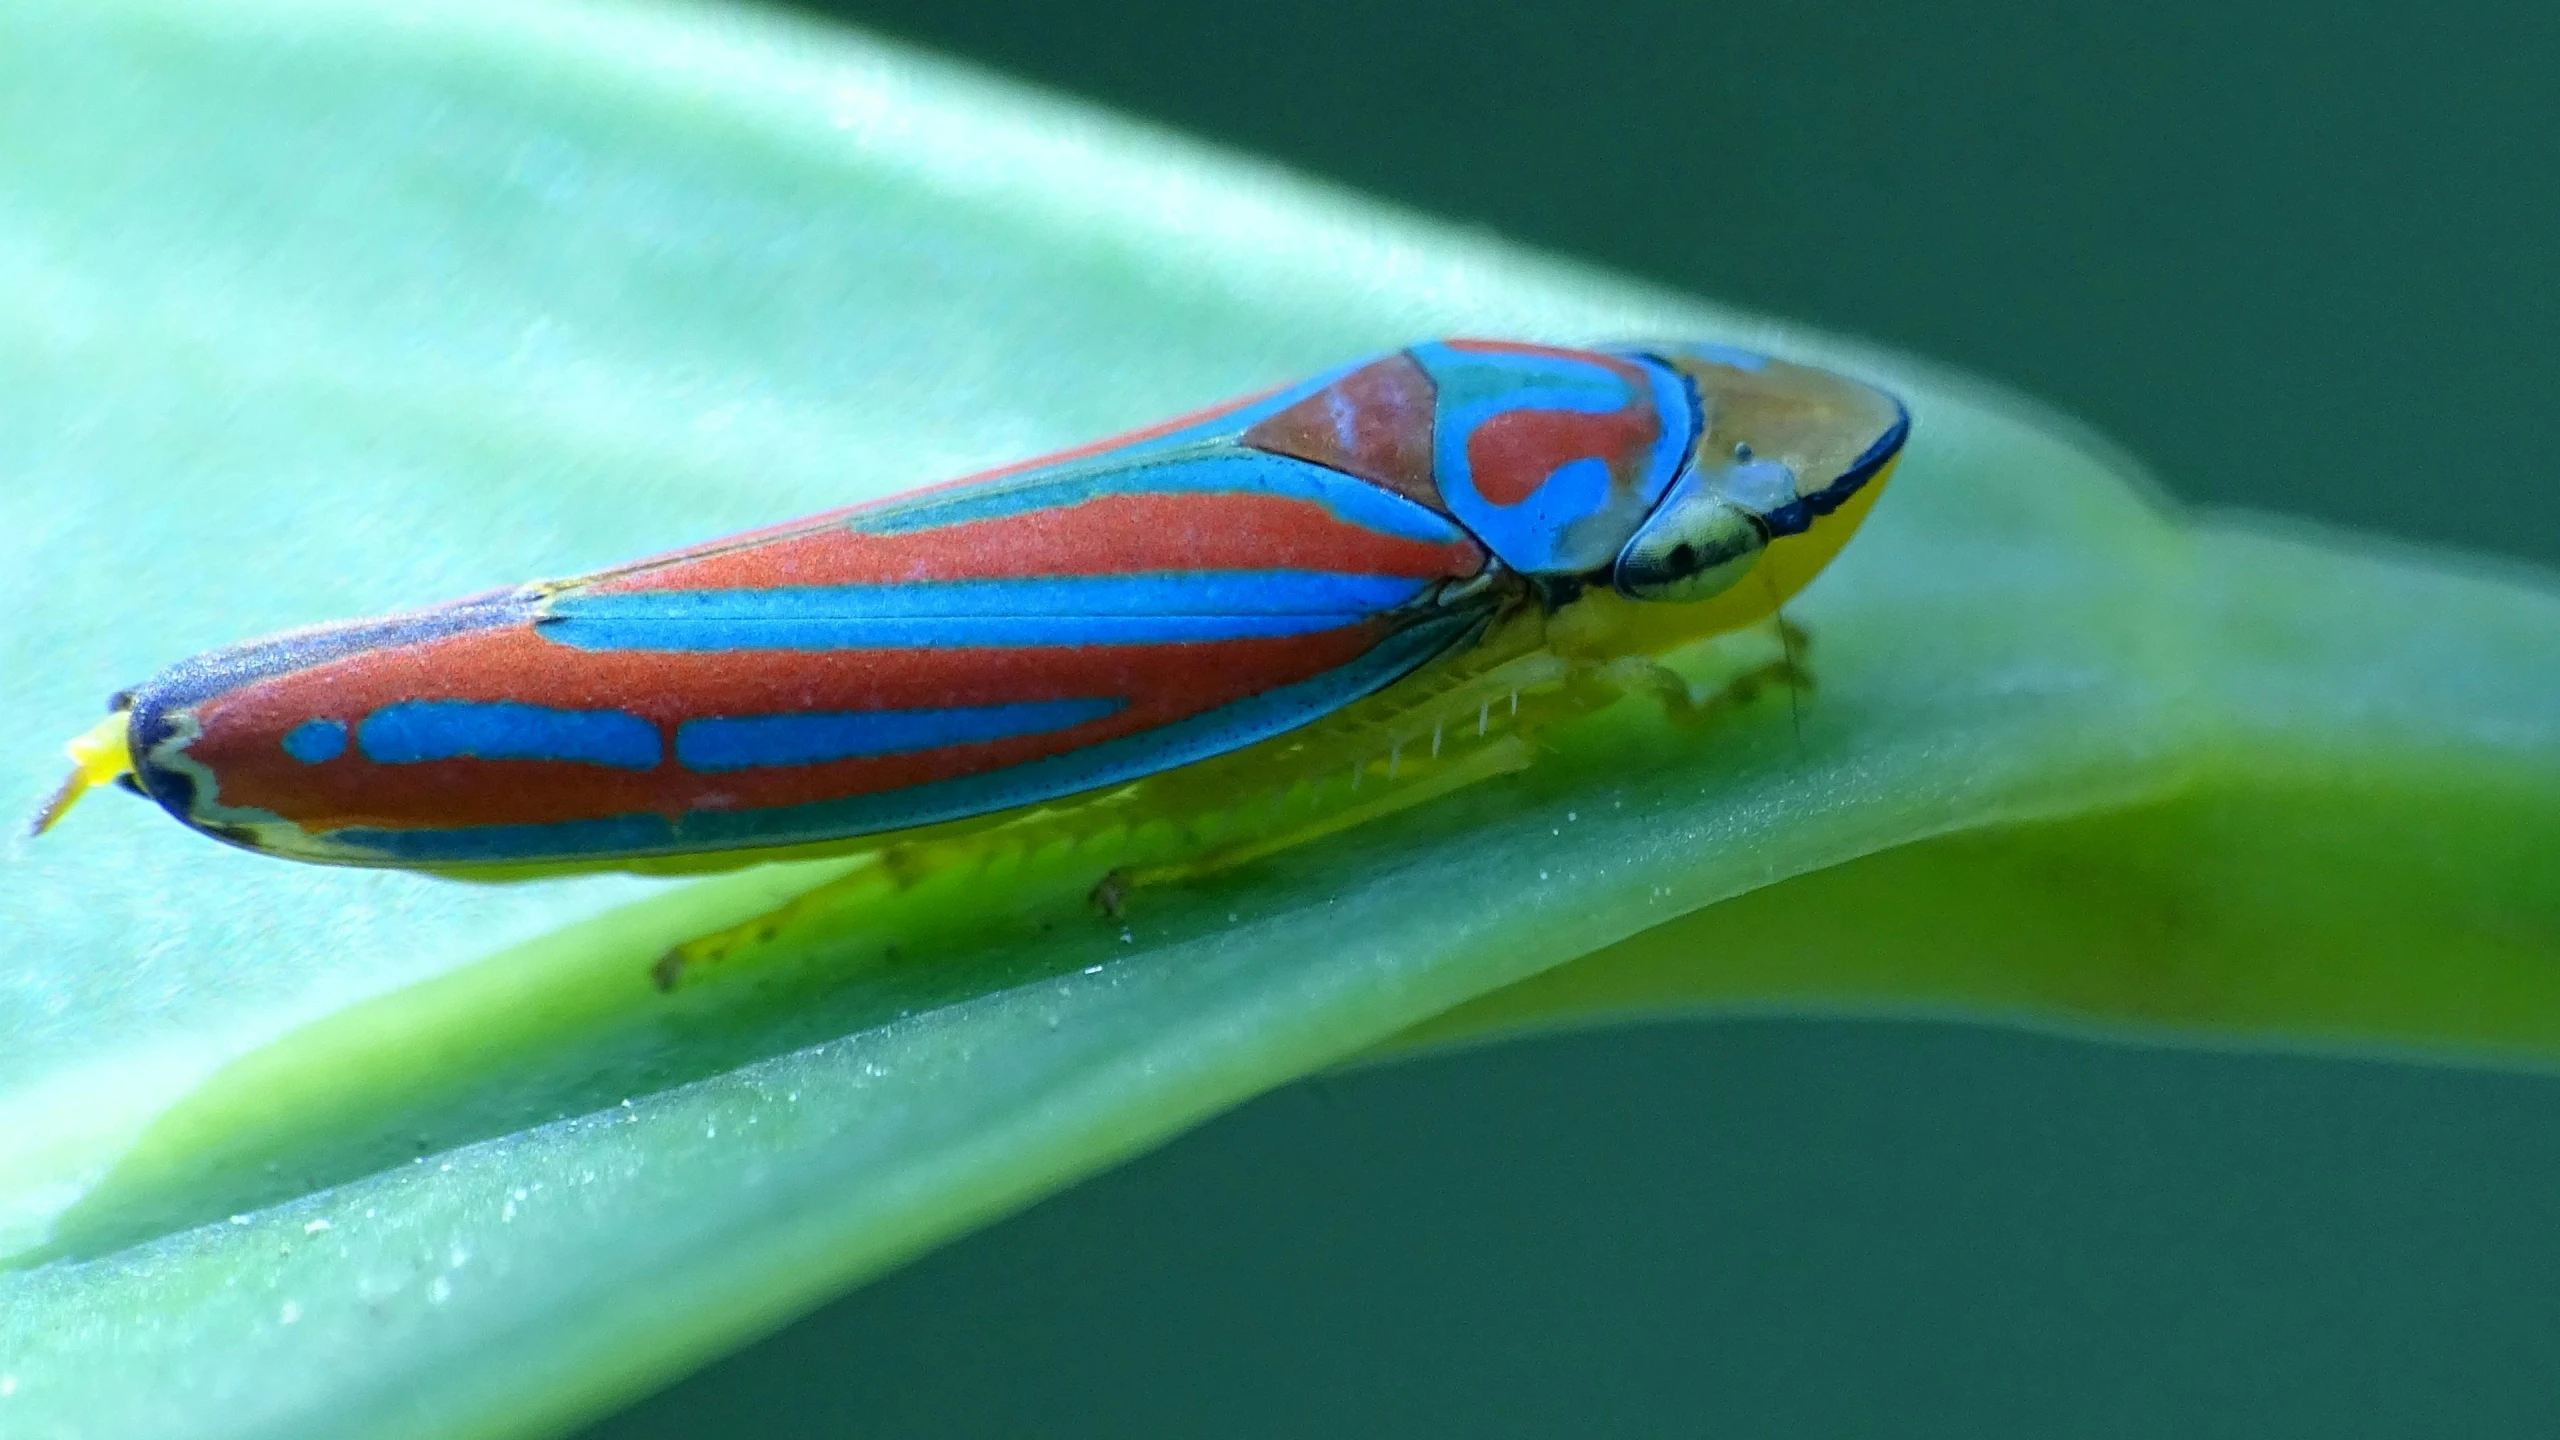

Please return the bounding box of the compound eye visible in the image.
[1611,493,1767,602]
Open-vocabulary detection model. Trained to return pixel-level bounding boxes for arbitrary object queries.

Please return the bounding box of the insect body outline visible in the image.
[39,339,1909,923]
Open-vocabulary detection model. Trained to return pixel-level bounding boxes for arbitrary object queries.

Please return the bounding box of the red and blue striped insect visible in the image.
[40,339,1906,969]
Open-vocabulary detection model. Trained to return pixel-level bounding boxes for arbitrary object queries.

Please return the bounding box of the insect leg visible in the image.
[1100,734,1535,900]
[1592,614,1818,732]
[648,821,1021,989]
[651,855,904,990]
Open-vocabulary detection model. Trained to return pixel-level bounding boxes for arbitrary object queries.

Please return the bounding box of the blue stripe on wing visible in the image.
[536,572,1436,652]
[1074,362,1361,458]
[852,448,1466,546]
[674,698,1125,772]
[356,700,663,769]
[327,608,1487,864]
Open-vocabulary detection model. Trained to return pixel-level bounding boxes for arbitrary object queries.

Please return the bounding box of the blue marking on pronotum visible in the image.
[1499,457,1613,552]
[325,609,1490,864]
[357,700,662,769]
[853,449,1465,546]
[1408,344,1694,576]
[538,572,1431,653]
[280,718,348,764]
[676,697,1125,772]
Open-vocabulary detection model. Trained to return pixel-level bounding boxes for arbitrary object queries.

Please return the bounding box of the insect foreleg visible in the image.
[1587,613,1817,732]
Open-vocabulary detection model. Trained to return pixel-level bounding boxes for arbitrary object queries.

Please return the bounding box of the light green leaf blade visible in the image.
[1403,524,2560,1065]
[0,3,2551,1439]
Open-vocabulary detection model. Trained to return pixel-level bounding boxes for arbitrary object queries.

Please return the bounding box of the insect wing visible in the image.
[126,442,1492,867]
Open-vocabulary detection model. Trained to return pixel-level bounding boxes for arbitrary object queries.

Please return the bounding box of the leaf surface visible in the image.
[0,3,2552,1437]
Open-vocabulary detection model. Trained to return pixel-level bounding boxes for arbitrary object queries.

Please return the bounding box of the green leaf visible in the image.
[0,2,2552,1438]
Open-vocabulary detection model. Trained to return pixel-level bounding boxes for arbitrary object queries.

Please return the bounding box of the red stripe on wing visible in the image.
[580,489,1481,594]
[186,620,1388,833]
[565,384,1296,580]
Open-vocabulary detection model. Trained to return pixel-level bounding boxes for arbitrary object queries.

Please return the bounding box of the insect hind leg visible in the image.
[1089,732,1536,915]
[650,848,917,991]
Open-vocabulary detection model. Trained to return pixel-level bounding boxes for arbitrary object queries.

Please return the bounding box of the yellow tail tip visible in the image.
[29,709,135,838]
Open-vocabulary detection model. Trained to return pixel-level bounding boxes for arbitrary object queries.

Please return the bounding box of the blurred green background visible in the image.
[585,2,2560,1433]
